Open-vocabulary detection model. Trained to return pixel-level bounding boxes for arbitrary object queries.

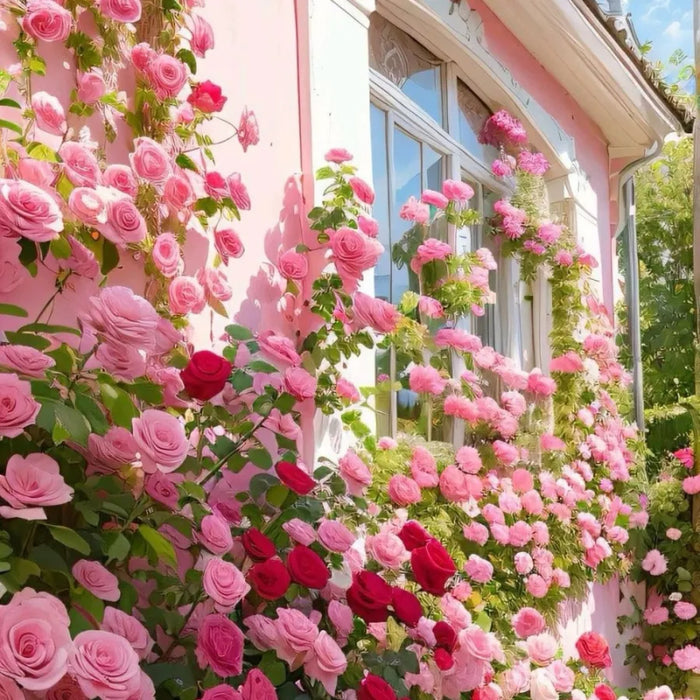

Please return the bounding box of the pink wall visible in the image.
[469,0,615,309]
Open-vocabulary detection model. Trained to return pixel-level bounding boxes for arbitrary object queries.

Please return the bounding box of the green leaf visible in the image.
[0,98,20,109]
[27,141,58,162]
[248,448,272,470]
[28,544,69,573]
[176,48,197,74]
[138,525,177,568]
[259,650,287,686]
[144,663,195,691]
[74,393,109,434]
[99,383,138,428]
[103,532,131,562]
[0,303,28,317]
[250,473,278,498]
[266,483,288,507]
[18,322,81,336]
[225,324,253,340]
[175,152,199,172]
[123,381,163,404]
[0,118,22,135]
[50,236,72,259]
[45,524,91,555]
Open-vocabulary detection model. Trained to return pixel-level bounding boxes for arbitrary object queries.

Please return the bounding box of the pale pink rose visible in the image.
[515,552,534,574]
[163,173,195,212]
[540,433,566,451]
[439,465,481,502]
[189,14,214,56]
[59,143,101,188]
[388,475,422,506]
[227,172,251,210]
[318,519,355,552]
[77,70,106,104]
[399,196,430,224]
[278,249,308,281]
[549,351,583,373]
[32,91,66,135]
[304,631,347,696]
[512,607,546,638]
[22,0,72,42]
[147,53,188,99]
[463,522,489,546]
[442,179,474,205]
[511,468,533,492]
[144,471,181,509]
[72,560,120,602]
[17,157,54,189]
[0,249,30,293]
[352,291,400,334]
[455,446,482,474]
[673,645,700,672]
[482,504,505,525]
[0,676,23,699]
[101,607,154,661]
[501,662,530,698]
[411,238,451,272]
[0,373,40,438]
[674,601,697,620]
[458,624,501,664]
[545,659,574,692]
[0,453,72,518]
[0,589,72,691]
[417,295,443,318]
[274,608,318,666]
[151,233,182,278]
[130,137,171,185]
[499,491,522,514]
[95,343,146,382]
[98,0,142,22]
[132,409,188,473]
[329,227,383,289]
[214,228,244,264]
[527,370,557,397]
[527,633,558,665]
[87,427,138,472]
[464,554,493,583]
[68,187,107,227]
[284,366,317,401]
[197,513,234,554]
[237,108,259,152]
[358,214,379,237]
[644,607,669,625]
[666,527,682,540]
[70,630,141,699]
[103,165,138,197]
[642,549,668,576]
[131,42,156,72]
[552,568,570,588]
[338,450,371,495]
[410,446,439,487]
[197,267,232,303]
[366,530,408,569]
[683,474,700,494]
[378,436,397,449]
[336,377,360,403]
[328,601,353,640]
[244,615,279,651]
[409,365,446,395]
[526,574,549,598]
[529,668,558,700]
[203,558,250,613]
[421,189,448,208]
[168,275,205,315]
[283,518,316,546]
[324,148,353,163]
[0,179,63,241]
[521,490,544,516]
[643,686,675,700]
[100,196,147,247]
[0,345,54,378]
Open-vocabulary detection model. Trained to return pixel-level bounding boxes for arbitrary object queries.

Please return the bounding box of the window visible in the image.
[368,14,531,439]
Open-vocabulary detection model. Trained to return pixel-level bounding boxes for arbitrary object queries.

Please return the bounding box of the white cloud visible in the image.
[643,0,670,21]
[663,20,682,37]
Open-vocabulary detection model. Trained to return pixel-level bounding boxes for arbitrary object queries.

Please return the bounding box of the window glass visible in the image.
[369,14,444,125]
[475,187,499,351]
[371,104,391,303]
[457,78,497,161]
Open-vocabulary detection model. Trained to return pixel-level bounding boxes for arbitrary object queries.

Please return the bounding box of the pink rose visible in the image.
[244,615,279,651]
[0,374,40,438]
[366,530,409,569]
[0,454,72,519]
[100,196,147,247]
[147,53,188,99]
[0,245,29,294]
[284,366,317,401]
[338,449,372,495]
[442,179,474,205]
[318,518,355,552]
[151,233,182,278]
[278,249,308,280]
[527,633,558,665]
[163,173,195,212]
[0,345,54,378]
[168,275,206,315]
[227,173,251,210]
[325,148,353,163]
[0,590,72,691]
[197,267,232,303]
[214,228,244,264]
[0,179,63,241]
[666,527,682,540]
[336,377,360,402]
[95,343,145,383]
[240,669,276,700]
[329,227,383,289]
[274,608,319,665]
[464,554,493,583]
[32,92,66,135]
[282,518,316,546]
[399,196,430,224]
[70,630,140,699]
[130,137,171,185]
[328,601,354,640]
[411,238,451,272]
[683,474,700,494]
[546,659,574,692]
[202,685,242,700]
[202,558,250,613]
[455,446,482,474]
[642,549,668,576]
[439,465,482,502]
[257,331,301,367]
[72,560,120,602]
[22,0,72,42]
[512,607,546,638]
[196,614,244,677]
[98,0,142,22]
[197,513,234,554]
[418,295,443,318]
[304,631,347,696]
[103,165,137,197]
[409,365,446,395]
[352,291,400,334]
[77,71,106,104]
[87,427,138,472]
[0,676,23,699]
[673,645,700,672]
[238,108,259,152]
[59,143,101,187]
[144,471,181,508]
[101,607,154,661]
[643,688,675,700]
[515,552,534,574]
[388,474,422,506]
[348,176,375,205]
[358,214,379,237]
[526,574,550,598]
[463,522,489,546]
[674,601,697,620]
[68,187,107,227]
[131,42,156,72]
[132,409,188,473]
[410,446,439,487]
[189,14,215,57]
[17,157,53,189]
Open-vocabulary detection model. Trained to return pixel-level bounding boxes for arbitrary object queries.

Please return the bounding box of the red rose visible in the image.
[391,588,422,628]
[346,571,393,623]
[357,674,397,700]
[410,540,456,596]
[180,350,232,401]
[275,461,316,495]
[187,80,227,113]
[286,545,330,589]
[397,520,434,551]
[247,558,290,600]
[575,632,612,669]
[594,685,617,700]
[241,528,275,561]
[434,648,454,671]
[433,621,457,651]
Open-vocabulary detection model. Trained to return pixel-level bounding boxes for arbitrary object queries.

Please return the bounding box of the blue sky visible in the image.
[625,0,693,66]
